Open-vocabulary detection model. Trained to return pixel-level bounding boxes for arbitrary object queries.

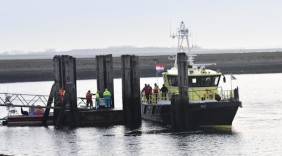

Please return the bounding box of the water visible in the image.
[1,74,282,155]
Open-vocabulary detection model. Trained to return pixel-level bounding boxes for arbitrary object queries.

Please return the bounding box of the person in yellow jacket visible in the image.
[103,88,111,108]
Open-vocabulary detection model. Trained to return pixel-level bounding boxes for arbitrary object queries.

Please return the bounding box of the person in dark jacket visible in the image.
[160,84,169,100]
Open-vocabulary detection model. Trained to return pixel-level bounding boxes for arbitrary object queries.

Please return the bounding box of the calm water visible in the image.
[0,74,282,156]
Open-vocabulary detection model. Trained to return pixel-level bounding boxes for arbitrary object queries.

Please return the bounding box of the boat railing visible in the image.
[76,97,105,108]
[218,89,240,102]
[141,92,172,104]
[140,88,240,104]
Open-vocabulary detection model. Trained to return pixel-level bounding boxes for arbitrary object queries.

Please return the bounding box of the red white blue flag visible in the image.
[155,64,165,74]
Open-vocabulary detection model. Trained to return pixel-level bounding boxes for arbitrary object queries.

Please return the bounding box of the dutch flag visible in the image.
[155,63,165,74]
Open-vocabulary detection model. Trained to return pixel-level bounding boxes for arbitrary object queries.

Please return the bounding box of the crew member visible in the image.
[160,84,169,100]
[141,84,149,101]
[154,83,159,102]
[86,90,95,109]
[59,87,65,103]
[103,88,111,108]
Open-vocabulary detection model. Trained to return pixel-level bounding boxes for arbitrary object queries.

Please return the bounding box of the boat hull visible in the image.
[141,101,242,126]
[3,114,53,126]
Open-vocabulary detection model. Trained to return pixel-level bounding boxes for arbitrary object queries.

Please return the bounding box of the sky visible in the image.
[1,0,282,53]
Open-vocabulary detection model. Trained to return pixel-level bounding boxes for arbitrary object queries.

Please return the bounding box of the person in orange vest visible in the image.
[154,83,159,102]
[59,87,65,103]
[86,90,95,109]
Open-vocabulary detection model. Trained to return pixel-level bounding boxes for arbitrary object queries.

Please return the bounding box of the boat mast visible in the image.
[171,21,190,68]
[170,21,215,68]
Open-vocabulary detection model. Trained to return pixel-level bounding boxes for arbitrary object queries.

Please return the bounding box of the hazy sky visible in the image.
[1,0,282,53]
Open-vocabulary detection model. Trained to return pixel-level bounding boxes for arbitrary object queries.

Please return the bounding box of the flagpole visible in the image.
[156,73,159,86]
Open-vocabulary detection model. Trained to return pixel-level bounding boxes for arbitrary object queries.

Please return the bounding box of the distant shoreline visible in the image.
[0,52,282,83]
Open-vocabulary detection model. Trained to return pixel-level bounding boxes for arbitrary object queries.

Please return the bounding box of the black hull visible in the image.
[141,101,242,126]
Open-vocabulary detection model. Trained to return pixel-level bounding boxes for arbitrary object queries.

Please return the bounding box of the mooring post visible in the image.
[122,55,131,124]
[105,54,114,108]
[56,93,66,128]
[66,82,79,127]
[53,55,78,128]
[171,52,189,130]
[171,94,177,128]
[96,54,114,108]
[60,55,67,88]
[55,55,67,127]
[53,55,61,125]
[131,55,141,124]
[66,56,79,126]
[96,55,105,105]
[122,55,141,125]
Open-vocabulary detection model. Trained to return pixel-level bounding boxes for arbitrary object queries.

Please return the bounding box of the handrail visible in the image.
[141,87,239,104]
[0,93,99,108]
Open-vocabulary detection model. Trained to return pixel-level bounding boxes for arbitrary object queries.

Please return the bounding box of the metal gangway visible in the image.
[0,93,103,110]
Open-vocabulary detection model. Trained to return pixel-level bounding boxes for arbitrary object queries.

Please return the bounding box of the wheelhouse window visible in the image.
[211,76,220,86]
[166,75,220,87]
[167,75,178,86]
[189,76,220,87]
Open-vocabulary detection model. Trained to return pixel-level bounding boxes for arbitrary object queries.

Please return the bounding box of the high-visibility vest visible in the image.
[59,89,65,96]
[103,90,111,96]
[59,89,65,102]
[154,86,159,93]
